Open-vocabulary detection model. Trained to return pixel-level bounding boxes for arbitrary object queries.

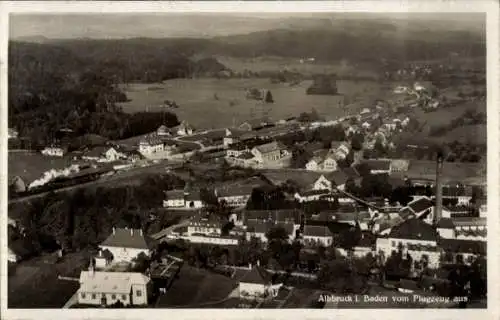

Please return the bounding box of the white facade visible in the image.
[376,237,440,269]
[239,282,268,298]
[41,147,65,157]
[99,246,150,263]
[163,198,185,208]
[218,194,251,207]
[139,141,164,154]
[105,148,125,162]
[182,235,239,246]
[313,175,333,191]
[78,271,150,306]
[303,235,333,247]
[305,160,321,171]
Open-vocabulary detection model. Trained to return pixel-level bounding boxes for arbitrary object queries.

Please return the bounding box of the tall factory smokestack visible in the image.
[433,151,444,226]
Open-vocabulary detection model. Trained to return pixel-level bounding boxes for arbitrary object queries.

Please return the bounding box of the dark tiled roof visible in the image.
[303,225,331,237]
[398,279,419,291]
[408,197,434,214]
[100,228,151,249]
[228,142,248,151]
[439,239,486,255]
[389,219,438,242]
[436,218,455,229]
[216,184,255,198]
[355,232,377,248]
[399,208,415,220]
[246,220,273,234]
[325,170,350,186]
[185,190,202,201]
[165,189,185,199]
[298,189,330,197]
[239,266,273,285]
[237,152,254,160]
[245,209,301,224]
[362,159,392,171]
[253,141,286,154]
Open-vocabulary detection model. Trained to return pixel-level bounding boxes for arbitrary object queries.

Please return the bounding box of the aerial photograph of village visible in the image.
[6,11,487,309]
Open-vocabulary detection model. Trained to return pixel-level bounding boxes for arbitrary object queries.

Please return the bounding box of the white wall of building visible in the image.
[99,246,150,263]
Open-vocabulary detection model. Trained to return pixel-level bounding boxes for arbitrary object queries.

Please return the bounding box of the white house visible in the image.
[104,147,126,162]
[302,225,333,247]
[41,145,66,157]
[237,266,281,299]
[250,141,291,169]
[97,227,151,266]
[187,215,222,237]
[305,151,338,172]
[245,220,296,243]
[215,185,254,208]
[78,270,152,306]
[376,219,441,269]
[163,189,204,209]
[138,134,177,156]
[172,121,194,136]
[330,141,351,160]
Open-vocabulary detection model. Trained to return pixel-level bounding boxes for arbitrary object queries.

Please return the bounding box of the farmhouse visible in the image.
[78,269,152,306]
[157,125,171,136]
[41,145,67,157]
[187,214,222,236]
[311,170,352,191]
[97,227,152,266]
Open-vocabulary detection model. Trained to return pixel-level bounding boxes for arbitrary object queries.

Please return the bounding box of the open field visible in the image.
[119,78,386,129]
[214,55,379,78]
[409,100,486,131]
[392,160,485,184]
[8,251,89,308]
[429,124,487,145]
[156,266,238,308]
[8,152,74,184]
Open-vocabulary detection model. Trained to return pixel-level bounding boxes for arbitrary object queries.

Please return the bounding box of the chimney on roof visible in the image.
[433,151,444,226]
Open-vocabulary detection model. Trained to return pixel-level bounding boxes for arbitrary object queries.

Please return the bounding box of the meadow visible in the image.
[118,78,385,130]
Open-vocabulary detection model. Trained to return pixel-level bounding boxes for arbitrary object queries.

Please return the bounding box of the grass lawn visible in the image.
[8,152,75,184]
[8,251,90,308]
[155,266,238,308]
[429,124,487,145]
[409,100,486,131]
[118,78,386,130]
[405,160,483,182]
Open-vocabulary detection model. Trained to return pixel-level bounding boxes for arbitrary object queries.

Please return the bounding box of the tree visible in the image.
[265,90,274,103]
[266,226,290,242]
[351,133,364,151]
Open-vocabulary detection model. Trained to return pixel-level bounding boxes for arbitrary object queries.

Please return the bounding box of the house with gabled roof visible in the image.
[245,219,297,243]
[311,170,352,191]
[97,227,152,266]
[439,238,486,266]
[302,225,333,247]
[376,219,441,269]
[235,265,282,299]
[361,159,392,175]
[250,140,291,168]
[78,268,152,306]
[305,150,338,172]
